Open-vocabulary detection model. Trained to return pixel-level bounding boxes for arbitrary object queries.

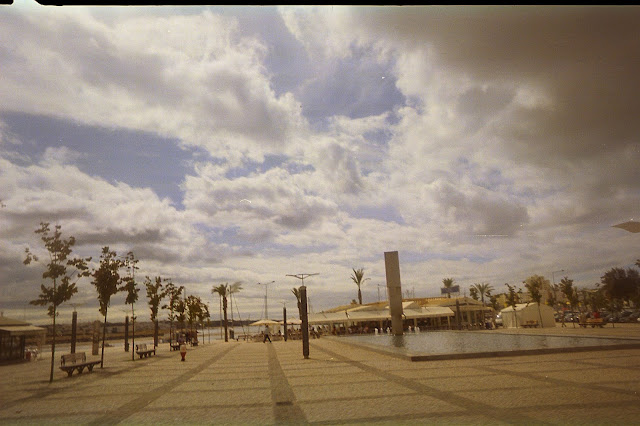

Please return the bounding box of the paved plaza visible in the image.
[1,325,640,424]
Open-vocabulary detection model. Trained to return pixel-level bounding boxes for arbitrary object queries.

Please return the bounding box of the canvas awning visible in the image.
[308,312,349,324]
[0,326,46,336]
[403,306,455,319]
[345,310,389,321]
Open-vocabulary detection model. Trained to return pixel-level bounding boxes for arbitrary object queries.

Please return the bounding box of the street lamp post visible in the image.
[286,273,319,359]
[257,281,275,320]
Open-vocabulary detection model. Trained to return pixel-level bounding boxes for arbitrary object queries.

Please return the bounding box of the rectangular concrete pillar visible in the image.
[384,251,403,336]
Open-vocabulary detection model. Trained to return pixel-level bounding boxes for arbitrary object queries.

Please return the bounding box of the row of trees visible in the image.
[347,263,639,326]
[23,222,212,382]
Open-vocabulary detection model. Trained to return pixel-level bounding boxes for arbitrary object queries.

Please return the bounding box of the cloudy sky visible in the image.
[1,4,639,325]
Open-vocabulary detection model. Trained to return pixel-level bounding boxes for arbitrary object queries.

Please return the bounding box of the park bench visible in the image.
[135,343,156,358]
[60,352,101,377]
[170,343,181,351]
[522,320,539,328]
[579,318,605,328]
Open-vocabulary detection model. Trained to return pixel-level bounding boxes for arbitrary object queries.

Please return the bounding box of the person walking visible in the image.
[263,328,271,343]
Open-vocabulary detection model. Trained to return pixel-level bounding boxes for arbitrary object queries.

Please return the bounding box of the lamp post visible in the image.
[552,269,565,287]
[257,281,275,320]
[287,273,319,359]
[551,269,565,310]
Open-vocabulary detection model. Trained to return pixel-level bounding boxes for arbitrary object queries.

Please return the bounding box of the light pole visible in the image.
[287,273,319,359]
[257,281,275,320]
[551,269,565,310]
[552,269,565,287]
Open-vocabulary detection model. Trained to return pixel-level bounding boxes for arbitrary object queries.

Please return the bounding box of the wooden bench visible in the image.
[579,318,605,328]
[135,343,156,358]
[170,343,181,351]
[60,352,101,377]
[522,320,539,328]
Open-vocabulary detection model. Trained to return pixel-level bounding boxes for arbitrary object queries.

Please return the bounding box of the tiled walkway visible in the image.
[1,327,640,424]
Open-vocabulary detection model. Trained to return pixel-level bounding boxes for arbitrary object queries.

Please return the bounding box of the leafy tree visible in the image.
[600,267,640,304]
[176,298,186,336]
[505,283,519,328]
[524,275,546,325]
[120,252,139,361]
[161,280,183,345]
[546,284,558,308]
[186,294,204,342]
[212,283,229,342]
[144,276,167,347]
[559,277,579,327]
[350,268,368,305]
[469,286,479,301]
[488,293,500,311]
[92,247,124,368]
[442,278,455,298]
[24,222,91,383]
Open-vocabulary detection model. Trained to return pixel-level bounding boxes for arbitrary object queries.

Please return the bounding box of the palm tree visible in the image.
[350,268,369,305]
[471,283,493,306]
[212,283,229,342]
[292,287,302,319]
[505,283,519,328]
[442,278,455,298]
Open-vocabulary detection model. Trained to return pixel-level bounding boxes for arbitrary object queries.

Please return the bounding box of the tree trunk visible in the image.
[223,297,228,342]
[101,308,108,368]
[131,304,135,361]
[358,287,362,305]
[154,320,159,347]
[49,305,56,383]
[538,305,543,327]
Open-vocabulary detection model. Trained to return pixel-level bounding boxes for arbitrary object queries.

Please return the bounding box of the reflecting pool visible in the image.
[341,331,640,361]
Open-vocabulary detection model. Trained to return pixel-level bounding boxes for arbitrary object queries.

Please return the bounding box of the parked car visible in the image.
[621,311,640,323]
[564,312,579,323]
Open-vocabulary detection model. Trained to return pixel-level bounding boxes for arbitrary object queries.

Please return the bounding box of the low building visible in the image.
[0,314,46,363]
[309,297,492,333]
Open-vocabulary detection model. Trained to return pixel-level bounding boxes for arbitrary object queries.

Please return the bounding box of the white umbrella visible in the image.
[280,319,302,325]
[249,319,281,326]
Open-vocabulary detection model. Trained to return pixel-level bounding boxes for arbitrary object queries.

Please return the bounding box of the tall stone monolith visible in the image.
[384,251,403,336]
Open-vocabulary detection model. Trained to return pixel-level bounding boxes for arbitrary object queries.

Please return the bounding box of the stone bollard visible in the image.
[180,343,187,361]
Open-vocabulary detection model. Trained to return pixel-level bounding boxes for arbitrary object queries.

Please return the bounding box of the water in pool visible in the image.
[342,331,640,360]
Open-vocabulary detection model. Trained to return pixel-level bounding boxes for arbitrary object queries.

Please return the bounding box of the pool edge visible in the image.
[325,335,640,362]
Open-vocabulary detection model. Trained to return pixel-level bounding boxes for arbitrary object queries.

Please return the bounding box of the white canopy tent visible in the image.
[500,303,555,328]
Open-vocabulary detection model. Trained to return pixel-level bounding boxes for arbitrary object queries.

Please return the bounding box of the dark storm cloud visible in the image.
[355,6,640,161]
[432,179,529,236]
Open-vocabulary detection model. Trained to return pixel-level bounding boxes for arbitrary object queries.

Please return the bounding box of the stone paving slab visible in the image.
[2,326,640,424]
